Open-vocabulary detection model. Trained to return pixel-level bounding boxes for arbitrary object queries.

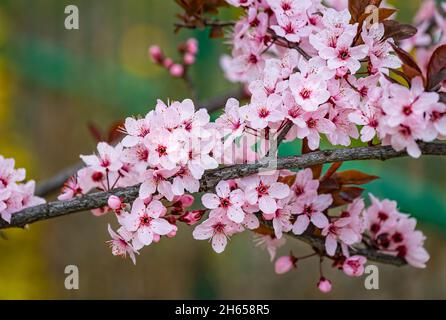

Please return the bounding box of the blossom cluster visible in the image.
[0,155,45,223]
[54,0,440,292]
[220,0,446,157]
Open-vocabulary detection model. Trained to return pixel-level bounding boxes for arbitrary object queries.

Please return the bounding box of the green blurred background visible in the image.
[0,0,446,299]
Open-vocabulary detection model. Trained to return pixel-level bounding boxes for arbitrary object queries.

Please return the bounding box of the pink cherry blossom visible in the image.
[316,30,368,74]
[139,168,176,201]
[290,168,319,203]
[263,199,293,239]
[0,156,25,188]
[289,73,330,111]
[215,98,247,144]
[107,224,138,264]
[292,194,332,235]
[274,254,297,274]
[343,255,367,277]
[120,197,173,249]
[80,142,123,173]
[192,214,240,253]
[202,180,246,223]
[0,155,45,223]
[322,198,364,256]
[300,105,336,150]
[246,92,283,129]
[270,13,309,43]
[241,173,290,214]
[361,23,401,73]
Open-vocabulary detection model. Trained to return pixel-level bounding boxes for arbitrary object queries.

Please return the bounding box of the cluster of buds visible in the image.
[148,38,198,78]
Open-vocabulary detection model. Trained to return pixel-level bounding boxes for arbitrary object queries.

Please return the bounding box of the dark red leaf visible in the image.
[334,170,379,185]
[87,122,103,142]
[426,45,446,91]
[321,162,343,182]
[383,21,417,41]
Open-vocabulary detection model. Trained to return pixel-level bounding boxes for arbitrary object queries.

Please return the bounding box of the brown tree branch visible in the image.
[3,142,446,267]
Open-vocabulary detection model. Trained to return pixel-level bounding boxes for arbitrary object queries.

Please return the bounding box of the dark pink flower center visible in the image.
[284,23,295,34]
[304,204,314,215]
[306,118,317,129]
[338,48,350,60]
[220,197,231,208]
[213,222,225,233]
[140,214,152,226]
[256,182,269,197]
[392,232,404,243]
[156,145,168,156]
[258,107,270,118]
[399,125,412,137]
[402,105,412,115]
[248,54,258,64]
[378,211,388,221]
[300,88,312,100]
[369,119,378,128]
[281,1,291,11]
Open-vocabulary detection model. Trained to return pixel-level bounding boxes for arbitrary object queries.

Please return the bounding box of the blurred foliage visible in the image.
[0,0,446,299]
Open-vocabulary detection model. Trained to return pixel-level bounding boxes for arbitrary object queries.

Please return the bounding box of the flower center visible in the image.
[399,125,412,137]
[156,145,168,156]
[306,118,317,129]
[256,182,269,197]
[392,232,404,243]
[220,197,231,208]
[378,211,388,221]
[300,88,312,100]
[338,48,350,60]
[213,222,225,233]
[258,107,270,118]
[248,54,258,64]
[402,105,412,115]
[284,23,295,34]
[281,1,291,11]
[304,204,314,215]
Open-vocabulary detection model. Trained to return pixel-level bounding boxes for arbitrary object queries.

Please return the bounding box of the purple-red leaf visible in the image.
[426,45,446,91]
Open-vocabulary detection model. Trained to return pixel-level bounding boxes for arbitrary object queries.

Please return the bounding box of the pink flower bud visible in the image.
[343,255,367,277]
[184,53,196,65]
[179,210,205,225]
[108,195,122,210]
[91,207,108,217]
[153,234,161,243]
[163,58,174,69]
[170,64,184,77]
[178,194,194,208]
[274,255,297,274]
[148,45,163,63]
[317,277,332,293]
[167,225,178,238]
[186,38,198,55]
